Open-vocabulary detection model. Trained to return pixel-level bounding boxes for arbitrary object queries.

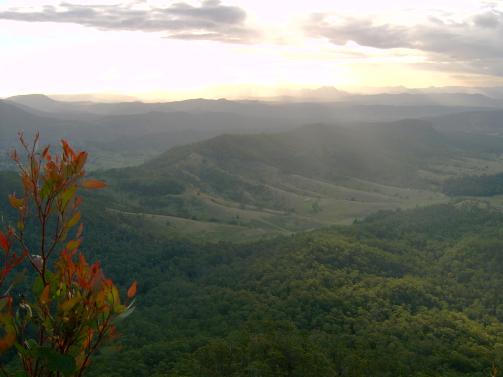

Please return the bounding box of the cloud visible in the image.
[0,1,256,43]
[305,9,503,75]
[307,14,409,49]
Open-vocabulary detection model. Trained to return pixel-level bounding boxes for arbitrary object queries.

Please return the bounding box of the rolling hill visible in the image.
[93,119,503,239]
[430,109,503,135]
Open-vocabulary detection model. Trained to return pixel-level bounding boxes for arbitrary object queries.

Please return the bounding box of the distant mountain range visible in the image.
[7,91,503,115]
[2,93,503,171]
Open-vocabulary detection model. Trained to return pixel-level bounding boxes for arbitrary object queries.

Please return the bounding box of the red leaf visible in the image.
[75,151,88,171]
[0,231,9,252]
[61,139,76,160]
[81,179,107,189]
[42,145,51,160]
[127,281,137,298]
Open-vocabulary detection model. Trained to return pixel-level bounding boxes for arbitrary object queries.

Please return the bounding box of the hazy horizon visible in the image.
[4,84,503,104]
[2,0,503,100]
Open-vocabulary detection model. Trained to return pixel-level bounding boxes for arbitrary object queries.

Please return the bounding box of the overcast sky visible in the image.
[1,0,503,99]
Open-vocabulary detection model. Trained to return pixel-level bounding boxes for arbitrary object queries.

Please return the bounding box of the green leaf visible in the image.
[67,211,81,228]
[35,347,77,376]
[40,182,52,200]
[14,342,30,356]
[0,297,9,312]
[66,239,81,251]
[25,339,38,350]
[60,296,81,312]
[32,276,44,296]
[11,269,26,286]
[114,306,135,323]
[60,186,77,209]
[47,353,76,376]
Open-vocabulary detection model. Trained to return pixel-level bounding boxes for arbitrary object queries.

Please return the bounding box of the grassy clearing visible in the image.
[100,154,503,242]
[106,173,449,242]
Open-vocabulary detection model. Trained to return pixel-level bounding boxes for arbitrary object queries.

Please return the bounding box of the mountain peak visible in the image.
[6,94,73,113]
[7,93,57,103]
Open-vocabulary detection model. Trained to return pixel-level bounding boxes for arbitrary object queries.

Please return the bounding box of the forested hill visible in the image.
[147,120,449,183]
[78,202,503,376]
[430,109,503,135]
[109,120,449,202]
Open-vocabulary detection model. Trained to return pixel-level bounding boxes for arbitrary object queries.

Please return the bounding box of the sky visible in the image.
[1,0,503,100]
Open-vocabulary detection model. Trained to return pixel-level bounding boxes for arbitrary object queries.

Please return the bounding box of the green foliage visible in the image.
[443,173,503,197]
[69,203,503,377]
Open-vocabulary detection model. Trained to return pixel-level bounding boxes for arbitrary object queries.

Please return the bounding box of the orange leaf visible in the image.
[66,239,81,251]
[0,327,16,353]
[42,145,51,160]
[60,296,81,312]
[127,281,137,299]
[40,284,51,305]
[82,328,94,350]
[76,223,84,238]
[73,196,82,209]
[75,151,88,171]
[0,231,8,252]
[8,194,24,209]
[81,179,107,189]
[21,173,34,192]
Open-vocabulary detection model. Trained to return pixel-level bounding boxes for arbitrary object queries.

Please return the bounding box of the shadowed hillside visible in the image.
[92,119,503,239]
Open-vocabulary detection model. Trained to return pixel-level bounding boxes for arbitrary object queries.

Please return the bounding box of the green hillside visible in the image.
[73,203,503,376]
[93,120,503,240]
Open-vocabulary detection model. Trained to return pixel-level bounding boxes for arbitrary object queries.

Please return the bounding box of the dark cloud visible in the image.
[307,14,409,49]
[473,11,501,28]
[0,1,256,43]
[306,9,503,75]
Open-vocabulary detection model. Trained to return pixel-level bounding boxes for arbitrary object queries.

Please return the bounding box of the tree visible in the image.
[0,133,136,377]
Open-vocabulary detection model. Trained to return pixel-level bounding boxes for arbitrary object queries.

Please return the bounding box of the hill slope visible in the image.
[80,203,503,377]
[430,109,503,135]
[4,172,502,376]
[97,119,503,236]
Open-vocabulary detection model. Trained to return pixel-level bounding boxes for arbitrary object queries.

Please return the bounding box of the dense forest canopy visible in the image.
[70,204,503,376]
